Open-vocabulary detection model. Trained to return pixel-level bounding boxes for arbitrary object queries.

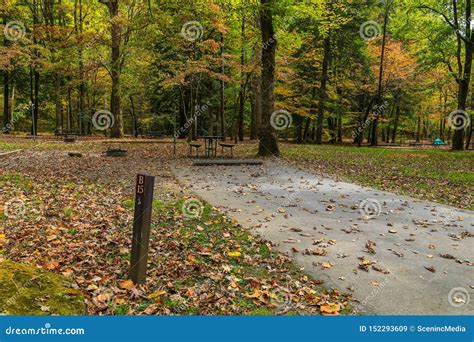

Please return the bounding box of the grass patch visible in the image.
[132,195,350,315]
[277,144,473,209]
[0,173,32,191]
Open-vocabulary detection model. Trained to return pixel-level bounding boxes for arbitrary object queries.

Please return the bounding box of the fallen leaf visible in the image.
[227,251,242,258]
[44,260,59,270]
[439,253,455,259]
[320,303,341,315]
[119,279,135,290]
[365,240,376,255]
[148,289,166,300]
[321,261,332,269]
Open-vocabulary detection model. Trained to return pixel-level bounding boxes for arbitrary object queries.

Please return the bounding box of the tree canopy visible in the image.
[1,0,472,150]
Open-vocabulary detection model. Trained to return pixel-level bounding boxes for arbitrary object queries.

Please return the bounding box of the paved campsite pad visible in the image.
[174,161,474,315]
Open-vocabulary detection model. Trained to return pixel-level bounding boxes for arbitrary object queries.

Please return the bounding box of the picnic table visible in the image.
[201,135,223,158]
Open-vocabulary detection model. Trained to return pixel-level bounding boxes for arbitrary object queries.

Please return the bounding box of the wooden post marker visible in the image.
[130,174,155,284]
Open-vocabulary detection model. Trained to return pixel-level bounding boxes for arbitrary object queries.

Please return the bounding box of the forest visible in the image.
[1,0,473,153]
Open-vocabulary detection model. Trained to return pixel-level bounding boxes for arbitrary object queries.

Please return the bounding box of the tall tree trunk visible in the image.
[129,96,138,137]
[452,0,472,150]
[250,73,261,139]
[439,89,444,140]
[30,0,39,136]
[3,71,9,133]
[101,0,123,137]
[258,0,279,156]
[370,9,389,146]
[2,14,10,133]
[466,114,473,149]
[238,10,246,141]
[315,28,331,145]
[416,114,421,142]
[337,117,342,142]
[219,33,226,140]
[356,98,375,147]
[54,76,62,133]
[33,70,39,134]
[67,86,73,131]
[76,0,85,134]
[303,87,317,142]
[178,88,187,138]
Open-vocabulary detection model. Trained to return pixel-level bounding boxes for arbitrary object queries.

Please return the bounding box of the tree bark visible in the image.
[370,9,389,146]
[219,33,226,140]
[315,28,331,145]
[238,10,246,141]
[2,13,10,133]
[76,0,85,134]
[101,0,123,137]
[54,76,62,133]
[258,0,279,156]
[416,114,421,142]
[250,72,262,140]
[30,0,40,136]
[391,105,400,144]
[3,71,9,133]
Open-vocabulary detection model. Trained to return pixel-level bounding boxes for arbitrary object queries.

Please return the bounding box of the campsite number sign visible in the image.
[130,174,155,284]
